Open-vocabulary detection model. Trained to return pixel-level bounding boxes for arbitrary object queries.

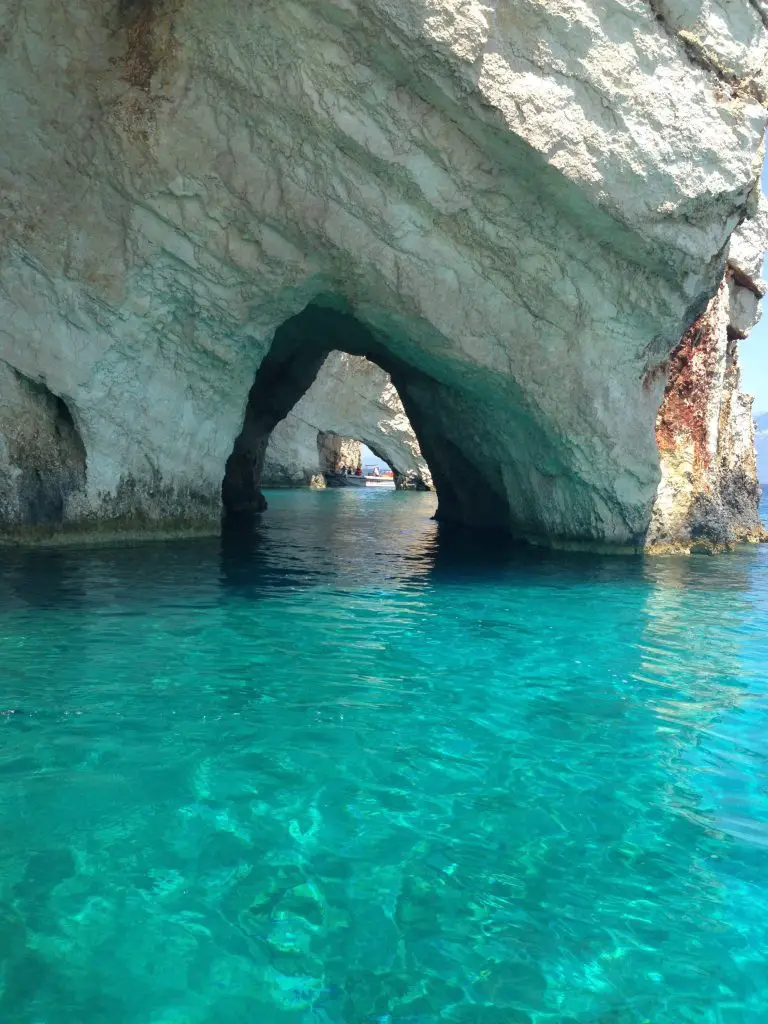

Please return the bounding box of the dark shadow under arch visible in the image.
[222,302,511,528]
[8,372,87,527]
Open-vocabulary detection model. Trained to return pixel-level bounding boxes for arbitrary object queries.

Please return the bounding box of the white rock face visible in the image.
[316,433,363,483]
[263,354,431,488]
[0,0,766,545]
[729,192,768,280]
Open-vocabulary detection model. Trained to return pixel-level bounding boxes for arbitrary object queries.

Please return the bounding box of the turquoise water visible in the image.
[2,488,768,1024]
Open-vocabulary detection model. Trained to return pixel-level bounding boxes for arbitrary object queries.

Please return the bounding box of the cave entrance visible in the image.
[222,304,435,517]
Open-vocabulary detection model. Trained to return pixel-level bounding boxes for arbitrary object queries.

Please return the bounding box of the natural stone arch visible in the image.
[261,352,431,490]
[0,0,765,550]
[222,303,449,516]
[314,431,424,490]
[355,438,430,491]
[221,299,630,542]
[222,301,487,521]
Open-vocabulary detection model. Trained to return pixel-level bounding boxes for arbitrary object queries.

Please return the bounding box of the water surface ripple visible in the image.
[1,489,768,1024]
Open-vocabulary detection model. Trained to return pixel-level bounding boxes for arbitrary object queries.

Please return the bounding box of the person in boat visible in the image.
[372,466,380,477]
[355,466,362,477]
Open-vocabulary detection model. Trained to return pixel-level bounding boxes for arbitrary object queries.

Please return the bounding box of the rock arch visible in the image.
[221,299,650,544]
[0,0,765,549]
[262,352,431,490]
[222,303,456,516]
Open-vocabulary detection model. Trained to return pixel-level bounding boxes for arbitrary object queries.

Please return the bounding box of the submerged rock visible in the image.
[0,0,765,548]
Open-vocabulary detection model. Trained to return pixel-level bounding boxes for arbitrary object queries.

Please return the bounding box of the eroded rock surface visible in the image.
[651,198,768,551]
[0,0,766,546]
[263,354,432,490]
[317,433,363,480]
[0,364,87,531]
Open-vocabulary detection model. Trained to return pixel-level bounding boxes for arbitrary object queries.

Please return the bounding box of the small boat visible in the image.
[363,474,395,489]
[325,472,366,488]
[325,466,396,489]
[361,465,396,488]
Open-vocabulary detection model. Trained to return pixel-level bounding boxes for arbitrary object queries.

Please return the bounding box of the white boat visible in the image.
[325,466,396,489]
[361,464,396,488]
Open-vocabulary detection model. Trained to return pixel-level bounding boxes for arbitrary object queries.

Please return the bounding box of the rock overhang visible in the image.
[0,0,765,549]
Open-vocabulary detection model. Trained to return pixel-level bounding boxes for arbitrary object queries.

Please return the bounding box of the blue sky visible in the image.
[739,146,768,413]
[360,444,391,472]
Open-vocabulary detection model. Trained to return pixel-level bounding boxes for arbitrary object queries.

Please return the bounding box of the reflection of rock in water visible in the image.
[0,548,85,613]
[219,511,322,597]
[638,551,768,852]
[220,491,441,598]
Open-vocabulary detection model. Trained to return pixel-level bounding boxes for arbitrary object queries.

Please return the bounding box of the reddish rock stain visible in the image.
[656,294,722,474]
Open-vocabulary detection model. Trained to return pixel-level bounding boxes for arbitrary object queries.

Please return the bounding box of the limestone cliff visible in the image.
[0,364,87,530]
[263,354,431,489]
[651,196,768,551]
[0,0,766,547]
[316,434,363,482]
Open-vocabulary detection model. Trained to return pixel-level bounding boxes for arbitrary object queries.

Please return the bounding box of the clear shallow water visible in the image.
[1,489,768,1024]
